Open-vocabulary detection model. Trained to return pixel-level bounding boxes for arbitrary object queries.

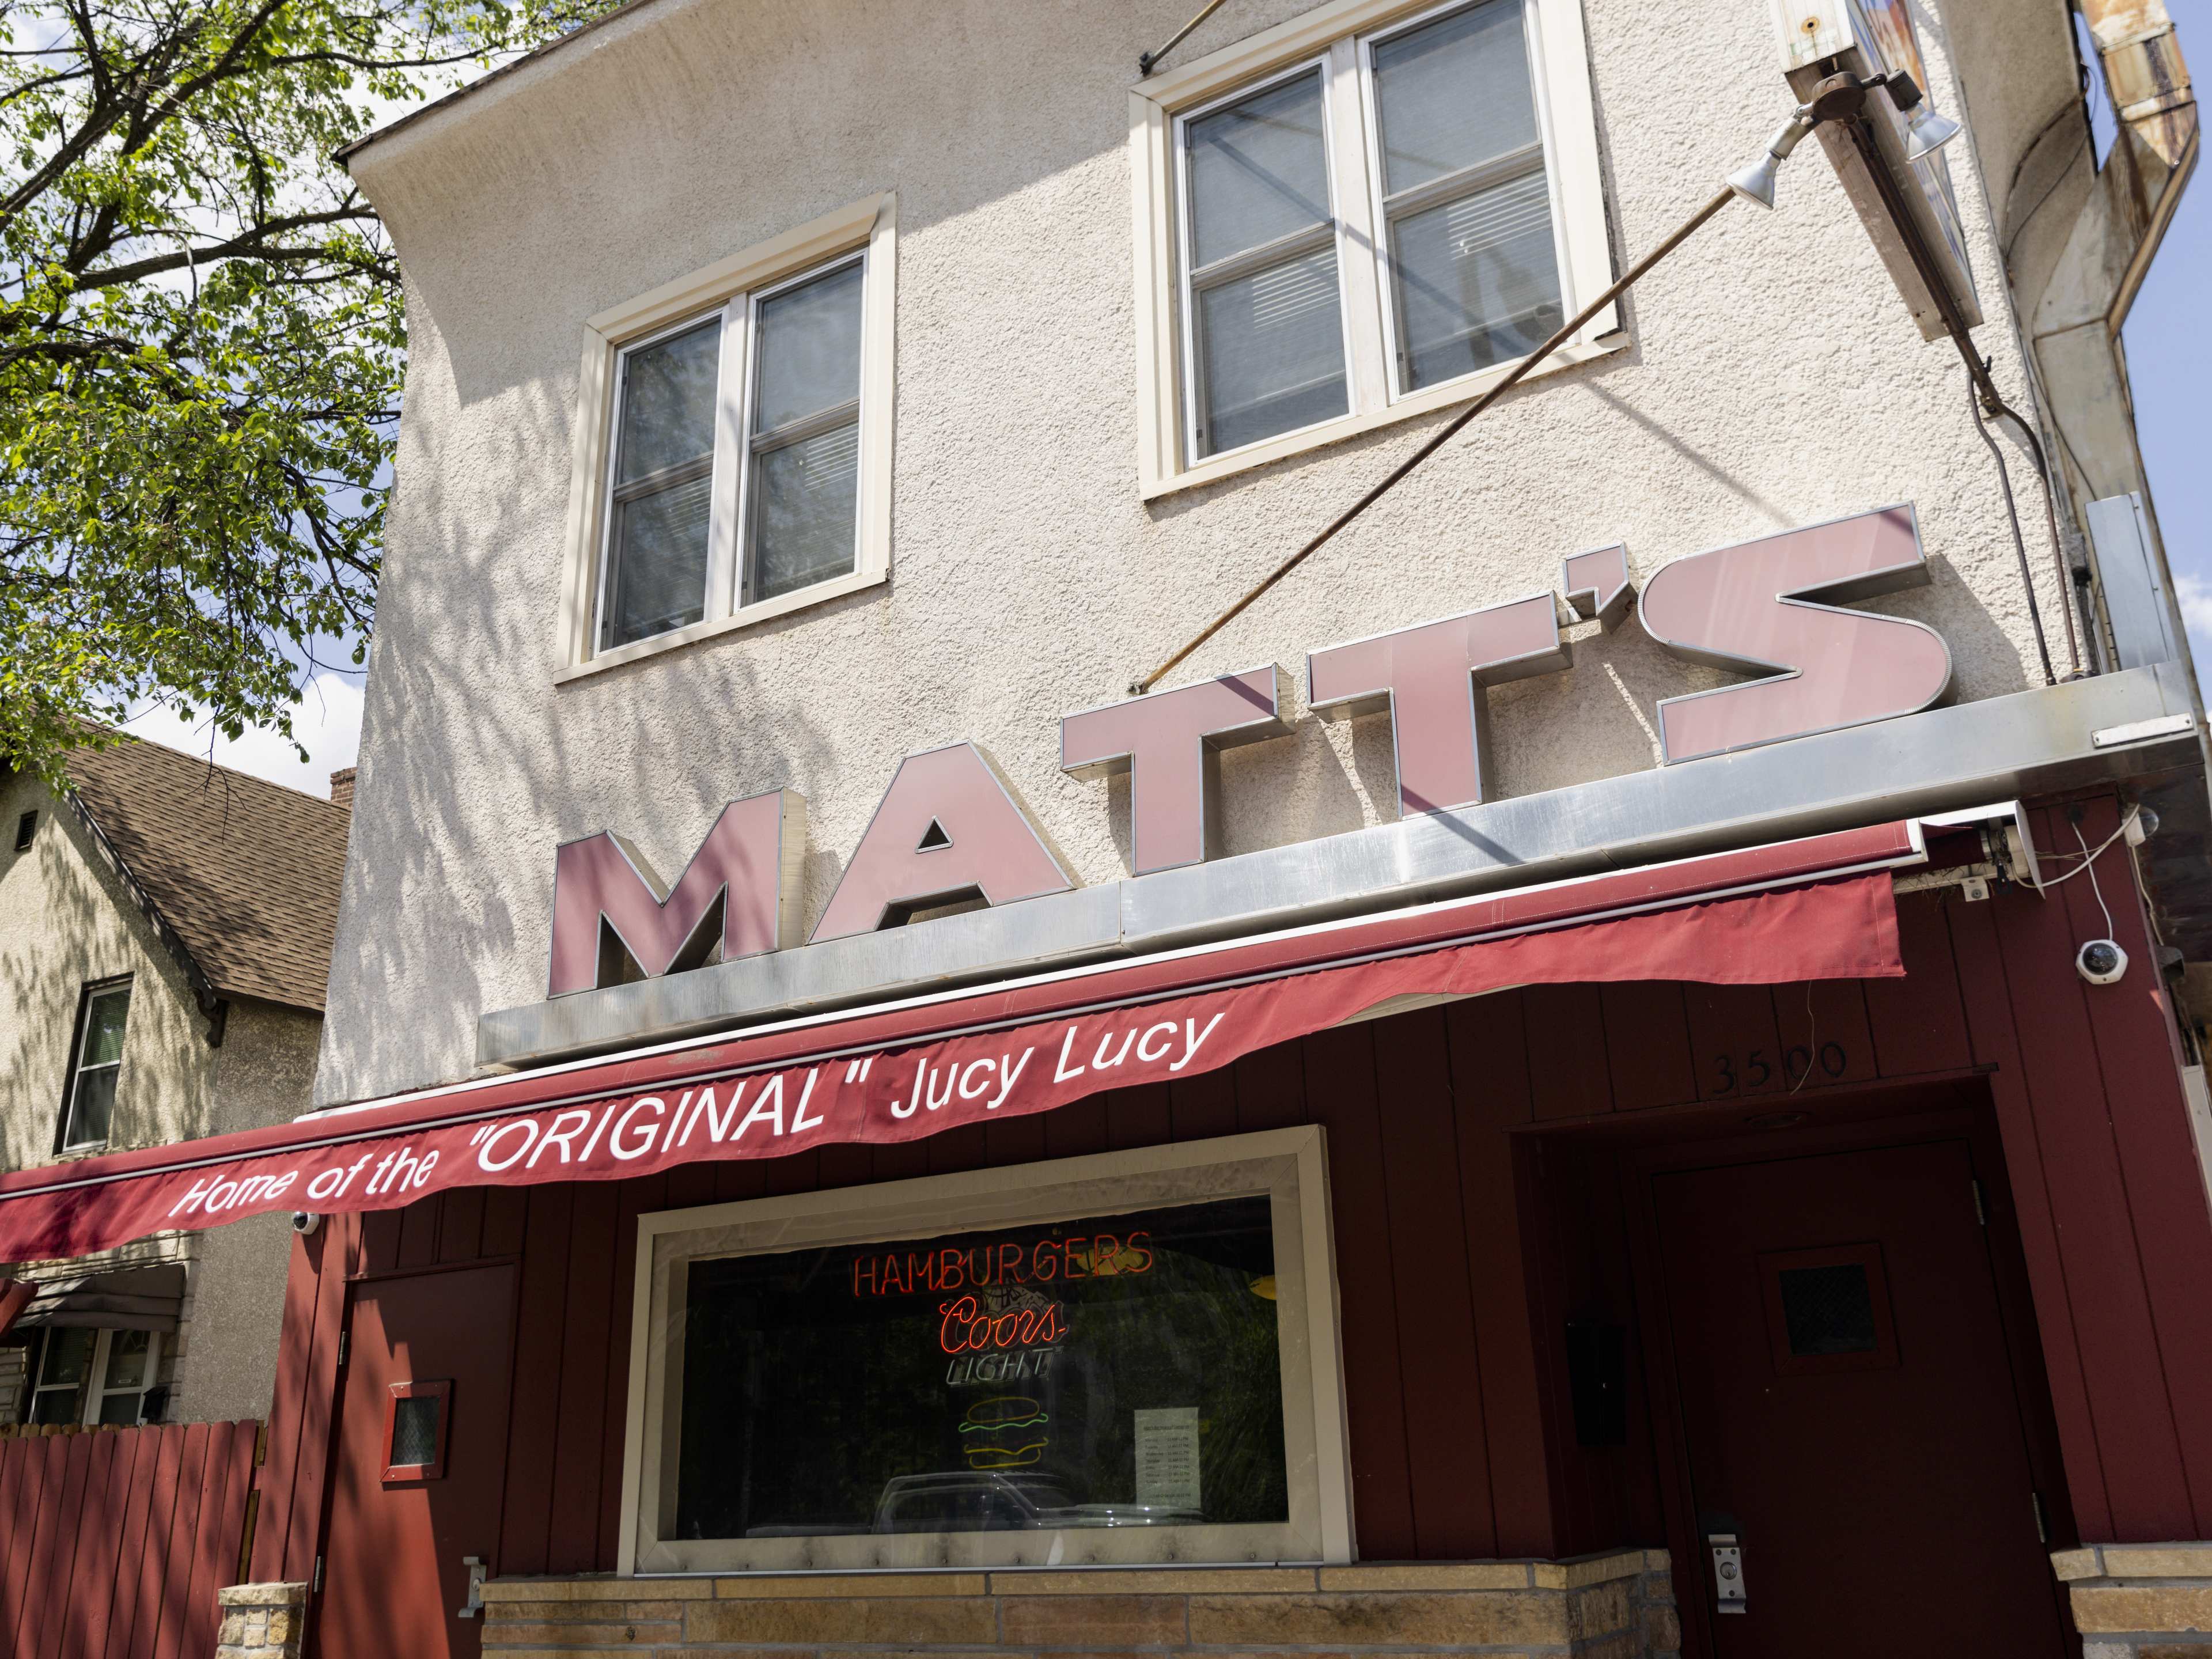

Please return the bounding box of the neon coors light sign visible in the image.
[548,506,1950,995]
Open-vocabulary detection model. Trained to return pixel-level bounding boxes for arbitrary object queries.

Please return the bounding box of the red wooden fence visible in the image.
[0,1419,260,1659]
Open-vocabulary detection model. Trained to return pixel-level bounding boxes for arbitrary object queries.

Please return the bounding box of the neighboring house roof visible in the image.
[63,738,351,1016]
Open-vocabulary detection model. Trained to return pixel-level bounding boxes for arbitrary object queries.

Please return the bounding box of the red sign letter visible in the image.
[812,744,1074,942]
[548,791,802,995]
[1060,666,1291,874]
[1306,596,1567,816]
[1638,506,1952,764]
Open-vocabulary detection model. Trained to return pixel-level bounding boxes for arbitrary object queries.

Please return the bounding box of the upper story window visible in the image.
[12,810,35,852]
[1133,0,1616,496]
[58,977,130,1152]
[557,195,896,679]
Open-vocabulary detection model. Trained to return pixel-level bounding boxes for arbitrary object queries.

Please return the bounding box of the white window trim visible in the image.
[88,1328,160,1425]
[554,193,897,683]
[60,976,130,1154]
[28,1327,160,1426]
[615,1126,1353,1576]
[1131,0,1619,499]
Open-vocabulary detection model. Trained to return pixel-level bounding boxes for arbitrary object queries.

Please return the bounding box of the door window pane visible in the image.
[745,262,863,604]
[1186,71,1334,267]
[1777,1263,1879,1357]
[670,1196,1288,1543]
[1389,171,1561,388]
[391,1394,442,1466]
[1370,0,1540,196]
[1197,249,1350,454]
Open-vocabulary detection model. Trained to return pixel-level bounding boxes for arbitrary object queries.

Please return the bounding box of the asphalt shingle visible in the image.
[65,738,351,1013]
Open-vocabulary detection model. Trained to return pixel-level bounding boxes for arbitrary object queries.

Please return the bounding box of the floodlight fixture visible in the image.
[1904,103,1964,160]
[1729,111,1816,209]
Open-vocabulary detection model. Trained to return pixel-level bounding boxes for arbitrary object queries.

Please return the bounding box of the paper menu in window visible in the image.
[1134,1406,1201,1513]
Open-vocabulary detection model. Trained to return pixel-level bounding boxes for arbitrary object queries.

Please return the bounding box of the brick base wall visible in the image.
[216,1582,307,1658]
[480,1551,1677,1657]
[2055,1543,2212,1657]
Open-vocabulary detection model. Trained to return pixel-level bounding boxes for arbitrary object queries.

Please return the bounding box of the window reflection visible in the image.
[673,1196,1289,1541]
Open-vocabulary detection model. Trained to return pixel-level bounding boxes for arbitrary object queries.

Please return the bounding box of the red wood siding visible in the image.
[247,791,2212,1581]
[0,1420,258,1658]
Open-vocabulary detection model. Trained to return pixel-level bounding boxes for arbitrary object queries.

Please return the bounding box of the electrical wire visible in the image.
[2073,821,2118,938]
[2035,808,2137,889]
[1969,373,2057,685]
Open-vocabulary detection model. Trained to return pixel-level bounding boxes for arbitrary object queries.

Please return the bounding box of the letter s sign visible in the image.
[1639,506,1952,764]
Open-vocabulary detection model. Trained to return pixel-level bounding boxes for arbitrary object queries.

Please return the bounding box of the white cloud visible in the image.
[126,676,366,799]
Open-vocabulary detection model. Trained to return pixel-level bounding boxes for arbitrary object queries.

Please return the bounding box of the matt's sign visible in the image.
[552,506,1948,994]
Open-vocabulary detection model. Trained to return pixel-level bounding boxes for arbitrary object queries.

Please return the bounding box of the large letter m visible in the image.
[548,791,804,996]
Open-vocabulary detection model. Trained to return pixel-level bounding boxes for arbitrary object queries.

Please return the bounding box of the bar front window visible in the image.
[623,1131,1350,1573]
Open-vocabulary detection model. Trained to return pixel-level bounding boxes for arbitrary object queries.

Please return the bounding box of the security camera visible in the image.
[2077,940,2129,986]
[291,1211,324,1236]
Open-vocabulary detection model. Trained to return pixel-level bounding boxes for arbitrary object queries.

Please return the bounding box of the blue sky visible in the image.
[137,25,2212,796]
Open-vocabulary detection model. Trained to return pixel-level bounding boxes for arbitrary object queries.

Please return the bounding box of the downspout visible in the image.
[2086,0,2198,334]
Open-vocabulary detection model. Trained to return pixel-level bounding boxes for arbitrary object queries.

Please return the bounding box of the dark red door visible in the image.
[315,1264,517,1658]
[1652,1138,2070,1657]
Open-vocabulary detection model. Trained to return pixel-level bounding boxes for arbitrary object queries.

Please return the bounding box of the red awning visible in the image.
[0,821,1918,1263]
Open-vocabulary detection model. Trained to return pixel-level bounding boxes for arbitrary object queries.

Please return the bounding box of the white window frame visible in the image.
[26,1327,161,1426]
[59,976,130,1153]
[615,1126,1352,1576]
[556,194,897,681]
[1131,0,1618,498]
[1172,55,1356,465]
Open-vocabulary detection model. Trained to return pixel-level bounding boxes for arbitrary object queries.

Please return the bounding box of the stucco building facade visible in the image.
[2,0,2207,1654]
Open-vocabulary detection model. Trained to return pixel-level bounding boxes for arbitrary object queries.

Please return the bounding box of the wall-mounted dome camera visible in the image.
[2077,940,2129,986]
[291,1211,324,1236]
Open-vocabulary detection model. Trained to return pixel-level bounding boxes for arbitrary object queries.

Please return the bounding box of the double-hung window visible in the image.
[1135,0,1613,494]
[560,196,896,675]
[24,1326,161,1426]
[58,977,130,1153]
[1179,66,1350,459]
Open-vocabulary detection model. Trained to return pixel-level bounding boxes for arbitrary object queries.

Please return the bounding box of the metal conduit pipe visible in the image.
[1835,97,2081,678]
[1129,182,1744,694]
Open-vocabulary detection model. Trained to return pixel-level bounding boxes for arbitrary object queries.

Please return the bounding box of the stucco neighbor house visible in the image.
[0,741,350,1426]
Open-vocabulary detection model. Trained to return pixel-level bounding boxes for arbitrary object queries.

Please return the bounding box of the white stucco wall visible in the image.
[321,0,2073,1106]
